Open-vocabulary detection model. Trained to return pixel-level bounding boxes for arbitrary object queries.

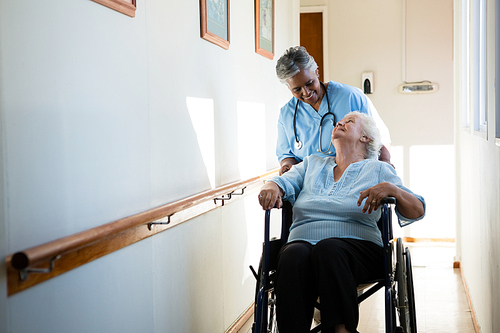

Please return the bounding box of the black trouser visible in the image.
[275,238,384,333]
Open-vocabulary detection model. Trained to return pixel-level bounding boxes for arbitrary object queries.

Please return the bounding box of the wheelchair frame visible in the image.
[250,198,417,333]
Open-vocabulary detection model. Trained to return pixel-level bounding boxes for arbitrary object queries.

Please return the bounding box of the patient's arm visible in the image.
[357,182,424,219]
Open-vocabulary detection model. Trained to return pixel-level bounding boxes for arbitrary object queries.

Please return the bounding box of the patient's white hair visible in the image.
[348,111,382,160]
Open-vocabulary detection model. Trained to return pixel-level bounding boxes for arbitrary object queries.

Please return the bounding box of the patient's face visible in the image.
[332,114,364,142]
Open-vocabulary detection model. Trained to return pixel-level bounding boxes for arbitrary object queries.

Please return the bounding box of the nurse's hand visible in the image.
[258,182,284,210]
[379,145,395,169]
[279,158,298,175]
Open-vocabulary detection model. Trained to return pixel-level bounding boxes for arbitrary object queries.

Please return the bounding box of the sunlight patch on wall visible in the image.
[237,101,266,180]
[390,145,405,181]
[409,145,455,239]
[389,145,455,240]
[186,97,215,189]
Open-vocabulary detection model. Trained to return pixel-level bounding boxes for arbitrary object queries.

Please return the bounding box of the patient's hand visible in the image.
[258,182,283,210]
[358,182,424,219]
[357,182,397,214]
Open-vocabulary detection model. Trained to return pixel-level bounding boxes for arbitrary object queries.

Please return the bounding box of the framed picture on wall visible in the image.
[200,0,230,50]
[91,0,136,17]
[255,0,274,59]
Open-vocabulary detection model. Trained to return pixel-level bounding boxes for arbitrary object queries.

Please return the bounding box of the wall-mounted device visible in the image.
[398,81,439,94]
[362,72,374,94]
[399,1,439,95]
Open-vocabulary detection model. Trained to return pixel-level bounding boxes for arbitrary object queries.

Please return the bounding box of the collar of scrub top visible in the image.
[293,81,335,154]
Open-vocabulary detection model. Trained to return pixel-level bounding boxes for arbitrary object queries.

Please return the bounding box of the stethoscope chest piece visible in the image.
[294,140,303,150]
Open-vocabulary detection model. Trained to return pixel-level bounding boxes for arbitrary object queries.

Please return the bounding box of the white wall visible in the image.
[0,0,299,332]
[302,0,455,239]
[0,74,7,331]
[454,0,500,331]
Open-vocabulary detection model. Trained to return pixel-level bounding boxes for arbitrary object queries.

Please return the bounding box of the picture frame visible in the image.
[200,0,230,50]
[255,0,274,59]
[91,0,136,17]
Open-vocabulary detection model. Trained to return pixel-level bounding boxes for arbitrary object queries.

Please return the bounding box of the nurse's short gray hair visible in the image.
[276,46,318,85]
[348,111,382,160]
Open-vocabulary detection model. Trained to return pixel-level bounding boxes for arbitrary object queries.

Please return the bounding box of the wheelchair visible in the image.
[250,198,417,333]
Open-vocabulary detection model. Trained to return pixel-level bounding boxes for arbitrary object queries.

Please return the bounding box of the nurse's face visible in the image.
[286,69,323,109]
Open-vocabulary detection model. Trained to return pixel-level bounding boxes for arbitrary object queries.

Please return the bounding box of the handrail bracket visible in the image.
[19,255,61,282]
[214,187,246,206]
[148,215,172,230]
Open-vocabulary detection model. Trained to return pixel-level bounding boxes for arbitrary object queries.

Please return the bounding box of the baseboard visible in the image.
[225,304,254,333]
[403,237,455,243]
[458,262,481,333]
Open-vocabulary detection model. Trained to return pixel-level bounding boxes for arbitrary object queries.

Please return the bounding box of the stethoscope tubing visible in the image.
[293,81,335,154]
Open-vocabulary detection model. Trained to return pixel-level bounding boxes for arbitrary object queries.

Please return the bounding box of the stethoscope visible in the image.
[293,82,335,155]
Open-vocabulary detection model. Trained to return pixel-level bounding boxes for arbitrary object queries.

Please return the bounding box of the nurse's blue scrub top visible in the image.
[276,81,373,163]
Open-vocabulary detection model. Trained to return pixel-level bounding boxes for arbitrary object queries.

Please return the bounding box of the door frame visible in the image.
[299,6,329,82]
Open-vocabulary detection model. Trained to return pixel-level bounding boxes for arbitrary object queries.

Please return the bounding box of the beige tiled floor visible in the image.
[238,242,476,333]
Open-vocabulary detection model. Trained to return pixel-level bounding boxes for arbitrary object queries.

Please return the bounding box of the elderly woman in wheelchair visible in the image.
[257,111,425,333]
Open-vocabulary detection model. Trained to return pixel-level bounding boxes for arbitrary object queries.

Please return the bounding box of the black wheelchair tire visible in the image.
[396,238,411,333]
[404,248,417,333]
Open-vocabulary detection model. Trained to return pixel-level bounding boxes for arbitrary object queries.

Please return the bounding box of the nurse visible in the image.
[276,46,392,175]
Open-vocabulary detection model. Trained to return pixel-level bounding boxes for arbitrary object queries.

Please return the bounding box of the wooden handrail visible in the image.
[5,169,278,296]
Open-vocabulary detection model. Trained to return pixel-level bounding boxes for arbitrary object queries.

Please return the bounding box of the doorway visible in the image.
[300,7,328,82]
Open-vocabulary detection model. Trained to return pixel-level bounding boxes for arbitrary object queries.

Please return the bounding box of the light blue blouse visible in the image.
[276,81,372,163]
[270,155,426,247]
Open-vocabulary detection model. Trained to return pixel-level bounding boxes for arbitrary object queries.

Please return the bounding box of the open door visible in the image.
[300,12,324,82]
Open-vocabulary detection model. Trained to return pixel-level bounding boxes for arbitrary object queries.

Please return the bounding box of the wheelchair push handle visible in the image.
[381,197,396,205]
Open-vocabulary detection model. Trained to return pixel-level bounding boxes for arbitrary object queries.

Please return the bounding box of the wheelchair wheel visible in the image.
[252,257,278,333]
[404,248,417,333]
[395,238,412,333]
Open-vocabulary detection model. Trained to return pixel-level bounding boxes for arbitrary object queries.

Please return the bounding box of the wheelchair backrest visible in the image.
[279,199,393,246]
